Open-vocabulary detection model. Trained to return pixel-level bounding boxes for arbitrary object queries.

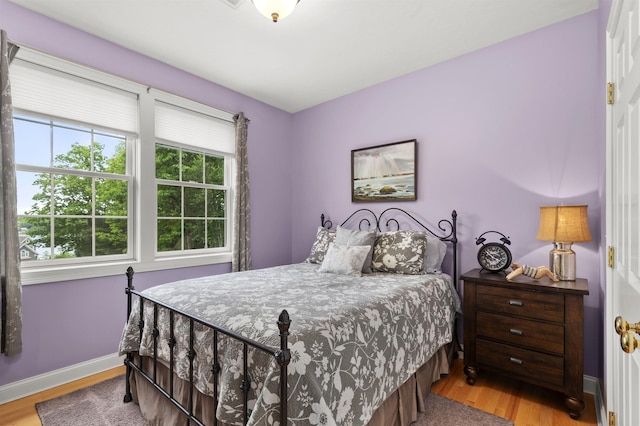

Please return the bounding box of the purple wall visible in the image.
[291,10,605,378]
[1,0,608,387]
[0,0,293,385]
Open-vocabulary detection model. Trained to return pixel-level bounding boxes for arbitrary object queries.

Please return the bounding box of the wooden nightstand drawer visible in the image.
[476,284,564,323]
[476,311,564,355]
[477,339,564,388]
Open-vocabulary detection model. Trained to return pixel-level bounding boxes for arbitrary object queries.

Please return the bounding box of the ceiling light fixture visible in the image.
[252,0,299,22]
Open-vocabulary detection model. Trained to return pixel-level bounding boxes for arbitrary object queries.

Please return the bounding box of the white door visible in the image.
[606,1,640,425]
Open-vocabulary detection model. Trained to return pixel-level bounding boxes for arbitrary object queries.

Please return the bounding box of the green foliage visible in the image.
[22,140,227,259]
[156,145,179,180]
[22,141,128,258]
[156,144,227,252]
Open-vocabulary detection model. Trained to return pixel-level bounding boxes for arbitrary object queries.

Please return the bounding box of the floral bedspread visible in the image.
[118,263,459,426]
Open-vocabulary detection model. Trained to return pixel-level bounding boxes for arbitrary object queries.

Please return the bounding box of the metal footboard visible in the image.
[122,266,291,426]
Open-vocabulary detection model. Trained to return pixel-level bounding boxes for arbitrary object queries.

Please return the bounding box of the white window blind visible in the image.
[155,101,235,154]
[11,59,138,133]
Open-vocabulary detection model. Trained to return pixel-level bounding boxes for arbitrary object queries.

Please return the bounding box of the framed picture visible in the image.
[351,139,417,202]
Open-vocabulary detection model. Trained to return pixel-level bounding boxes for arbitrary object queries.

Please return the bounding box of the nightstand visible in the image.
[461,268,589,419]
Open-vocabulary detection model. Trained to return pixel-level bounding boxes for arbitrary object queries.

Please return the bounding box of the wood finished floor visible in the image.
[0,358,597,426]
[431,358,598,426]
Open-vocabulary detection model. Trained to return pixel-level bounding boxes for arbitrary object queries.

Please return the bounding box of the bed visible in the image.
[119,207,460,426]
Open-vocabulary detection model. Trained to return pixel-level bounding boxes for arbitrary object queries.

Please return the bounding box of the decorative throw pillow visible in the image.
[424,236,447,273]
[305,226,336,264]
[335,225,377,273]
[318,243,371,276]
[371,230,427,274]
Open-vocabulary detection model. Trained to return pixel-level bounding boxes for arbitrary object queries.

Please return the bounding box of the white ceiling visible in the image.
[10,0,599,113]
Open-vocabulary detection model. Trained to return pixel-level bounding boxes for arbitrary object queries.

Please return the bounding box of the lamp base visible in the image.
[550,242,576,281]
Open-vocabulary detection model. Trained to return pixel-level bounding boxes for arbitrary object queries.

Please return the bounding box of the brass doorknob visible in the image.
[621,331,639,353]
[615,316,640,335]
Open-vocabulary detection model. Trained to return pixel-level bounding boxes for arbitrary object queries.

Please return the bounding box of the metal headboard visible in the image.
[320,208,458,288]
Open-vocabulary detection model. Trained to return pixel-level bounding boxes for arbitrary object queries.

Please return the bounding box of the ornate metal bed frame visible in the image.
[122,207,457,425]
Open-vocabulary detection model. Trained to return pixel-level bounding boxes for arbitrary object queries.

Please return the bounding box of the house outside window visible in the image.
[19,235,38,261]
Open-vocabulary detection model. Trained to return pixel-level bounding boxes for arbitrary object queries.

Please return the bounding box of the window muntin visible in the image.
[155,144,228,253]
[15,114,131,263]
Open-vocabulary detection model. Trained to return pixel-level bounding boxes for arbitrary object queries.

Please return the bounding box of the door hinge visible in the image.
[608,82,615,104]
[608,246,615,268]
[609,411,616,426]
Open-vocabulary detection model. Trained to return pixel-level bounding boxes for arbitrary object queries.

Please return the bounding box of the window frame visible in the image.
[14,111,136,265]
[13,48,235,285]
[154,139,233,257]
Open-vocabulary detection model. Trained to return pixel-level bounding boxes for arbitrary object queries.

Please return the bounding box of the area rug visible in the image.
[415,393,513,426]
[37,376,148,426]
[37,376,513,426]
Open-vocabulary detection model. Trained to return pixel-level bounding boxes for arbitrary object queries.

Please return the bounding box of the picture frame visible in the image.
[351,139,417,202]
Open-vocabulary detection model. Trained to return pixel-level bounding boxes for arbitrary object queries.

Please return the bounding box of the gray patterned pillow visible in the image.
[335,225,377,273]
[318,243,370,276]
[305,226,336,264]
[371,230,427,274]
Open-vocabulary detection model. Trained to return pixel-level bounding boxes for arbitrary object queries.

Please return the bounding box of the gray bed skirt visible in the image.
[129,344,452,426]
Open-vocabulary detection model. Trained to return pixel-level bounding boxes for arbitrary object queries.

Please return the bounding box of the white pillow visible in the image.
[424,236,447,273]
[318,243,371,276]
[335,225,377,273]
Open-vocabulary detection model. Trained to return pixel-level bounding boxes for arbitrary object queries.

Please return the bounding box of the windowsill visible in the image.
[20,252,232,285]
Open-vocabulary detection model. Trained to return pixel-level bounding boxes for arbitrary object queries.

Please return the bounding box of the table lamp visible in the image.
[536,205,592,281]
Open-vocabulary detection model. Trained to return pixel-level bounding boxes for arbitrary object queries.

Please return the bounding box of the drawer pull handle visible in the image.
[509,299,524,307]
[509,357,524,365]
[509,328,523,336]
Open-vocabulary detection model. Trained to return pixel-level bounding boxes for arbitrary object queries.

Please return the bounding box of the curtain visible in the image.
[0,30,22,356]
[232,112,251,272]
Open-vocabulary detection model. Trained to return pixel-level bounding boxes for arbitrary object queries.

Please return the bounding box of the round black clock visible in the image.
[475,231,512,273]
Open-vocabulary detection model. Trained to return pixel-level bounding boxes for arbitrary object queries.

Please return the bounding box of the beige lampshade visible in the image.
[537,205,592,243]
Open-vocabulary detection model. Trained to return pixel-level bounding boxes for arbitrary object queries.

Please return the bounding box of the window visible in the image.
[15,115,131,263]
[156,145,228,253]
[154,100,235,256]
[11,48,236,284]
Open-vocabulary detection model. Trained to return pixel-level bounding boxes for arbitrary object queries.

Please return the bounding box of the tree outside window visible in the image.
[155,144,227,253]
[15,115,129,260]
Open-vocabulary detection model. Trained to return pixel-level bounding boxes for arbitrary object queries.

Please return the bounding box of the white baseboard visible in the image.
[583,374,606,426]
[0,353,124,405]
[584,373,599,395]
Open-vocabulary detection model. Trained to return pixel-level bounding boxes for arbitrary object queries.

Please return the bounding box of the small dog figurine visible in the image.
[506,262,559,282]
